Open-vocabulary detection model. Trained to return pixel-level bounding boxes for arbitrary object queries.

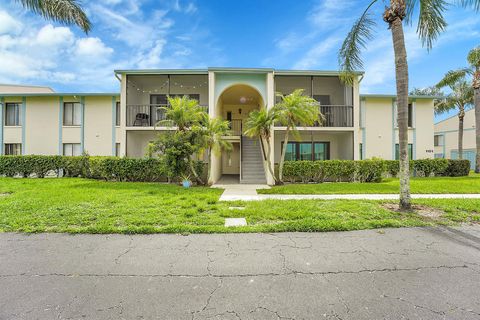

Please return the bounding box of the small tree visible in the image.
[200,117,233,185]
[275,89,323,182]
[15,0,91,33]
[436,77,474,159]
[243,107,278,184]
[433,47,480,172]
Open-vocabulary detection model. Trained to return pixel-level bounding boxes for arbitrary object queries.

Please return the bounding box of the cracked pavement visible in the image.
[1,226,480,319]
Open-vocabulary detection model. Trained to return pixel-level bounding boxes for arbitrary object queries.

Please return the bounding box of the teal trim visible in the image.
[360,99,366,159]
[80,96,85,153]
[21,97,26,154]
[0,97,3,155]
[391,99,396,160]
[434,127,476,135]
[214,73,268,106]
[111,96,116,156]
[58,97,63,155]
[442,133,446,158]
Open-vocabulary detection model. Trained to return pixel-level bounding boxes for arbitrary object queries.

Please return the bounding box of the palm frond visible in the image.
[17,0,91,33]
[436,69,470,88]
[467,47,480,67]
[417,0,448,49]
[455,0,480,11]
[405,0,418,25]
[338,0,377,85]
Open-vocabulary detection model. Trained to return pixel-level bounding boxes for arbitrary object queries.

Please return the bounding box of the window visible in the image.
[115,143,120,157]
[434,134,443,147]
[313,95,331,105]
[283,142,330,161]
[115,102,120,126]
[394,103,413,128]
[63,102,82,126]
[395,144,413,160]
[4,143,21,155]
[5,103,21,126]
[63,143,82,156]
[359,143,363,160]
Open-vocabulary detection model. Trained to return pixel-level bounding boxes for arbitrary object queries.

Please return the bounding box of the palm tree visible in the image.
[243,107,278,184]
[157,95,206,131]
[201,117,233,185]
[275,89,323,182]
[432,47,480,172]
[338,0,480,210]
[435,78,474,159]
[15,0,91,33]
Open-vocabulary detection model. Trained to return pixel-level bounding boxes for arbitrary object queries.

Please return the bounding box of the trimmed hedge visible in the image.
[282,158,470,183]
[0,155,206,182]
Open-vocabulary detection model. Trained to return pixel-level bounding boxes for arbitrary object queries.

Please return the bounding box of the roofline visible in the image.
[434,107,474,125]
[0,83,55,91]
[114,67,364,76]
[361,94,442,100]
[0,93,119,97]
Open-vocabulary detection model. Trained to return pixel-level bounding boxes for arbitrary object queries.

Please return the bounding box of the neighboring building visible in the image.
[434,108,476,169]
[0,84,54,94]
[0,67,436,185]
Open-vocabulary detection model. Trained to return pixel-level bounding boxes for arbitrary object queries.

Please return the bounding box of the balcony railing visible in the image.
[127,104,208,127]
[274,105,353,128]
[228,119,243,136]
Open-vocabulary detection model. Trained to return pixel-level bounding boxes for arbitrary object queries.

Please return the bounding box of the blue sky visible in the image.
[0,0,479,121]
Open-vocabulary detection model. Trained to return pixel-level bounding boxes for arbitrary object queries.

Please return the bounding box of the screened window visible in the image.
[5,103,21,126]
[394,103,414,128]
[115,143,120,157]
[63,143,82,156]
[4,143,21,155]
[395,144,413,160]
[434,134,443,146]
[313,95,331,105]
[283,142,330,161]
[63,102,82,126]
[115,102,120,126]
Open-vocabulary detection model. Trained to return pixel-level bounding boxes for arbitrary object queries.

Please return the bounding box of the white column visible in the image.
[266,71,275,185]
[208,71,221,184]
[119,74,127,157]
[352,78,360,160]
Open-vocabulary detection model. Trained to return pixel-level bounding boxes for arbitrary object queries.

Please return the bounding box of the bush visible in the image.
[413,158,449,177]
[355,159,386,182]
[0,155,63,178]
[443,159,470,177]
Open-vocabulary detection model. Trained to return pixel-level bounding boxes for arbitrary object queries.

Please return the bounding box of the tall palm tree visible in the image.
[201,117,233,185]
[432,47,480,172]
[435,79,474,159]
[243,107,278,184]
[275,89,323,182]
[338,0,480,210]
[15,0,91,33]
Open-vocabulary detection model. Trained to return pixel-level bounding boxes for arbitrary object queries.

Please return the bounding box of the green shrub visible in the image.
[413,158,448,177]
[355,159,386,182]
[443,159,470,177]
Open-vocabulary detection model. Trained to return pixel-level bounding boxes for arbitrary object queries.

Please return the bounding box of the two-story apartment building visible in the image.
[0,68,436,185]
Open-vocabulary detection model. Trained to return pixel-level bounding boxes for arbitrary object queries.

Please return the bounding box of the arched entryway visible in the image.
[212,83,266,184]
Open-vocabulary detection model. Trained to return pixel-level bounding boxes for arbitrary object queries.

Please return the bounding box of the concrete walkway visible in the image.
[214,183,480,201]
[1,226,480,319]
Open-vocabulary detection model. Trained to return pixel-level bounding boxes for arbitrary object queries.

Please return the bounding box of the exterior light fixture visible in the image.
[239,96,246,104]
[238,108,242,114]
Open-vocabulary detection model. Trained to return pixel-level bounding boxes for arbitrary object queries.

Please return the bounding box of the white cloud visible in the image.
[36,25,74,47]
[0,10,23,35]
[75,37,114,58]
[293,36,342,70]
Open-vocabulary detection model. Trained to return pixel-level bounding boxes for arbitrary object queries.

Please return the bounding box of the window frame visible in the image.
[281,141,330,161]
[63,102,82,126]
[5,103,21,126]
[63,143,82,156]
[115,102,120,126]
[394,103,414,128]
[4,143,22,155]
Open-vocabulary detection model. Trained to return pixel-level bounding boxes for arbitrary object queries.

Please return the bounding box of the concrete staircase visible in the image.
[241,136,267,184]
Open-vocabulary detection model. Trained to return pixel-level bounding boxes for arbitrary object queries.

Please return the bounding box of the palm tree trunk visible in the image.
[263,137,277,183]
[458,109,464,160]
[278,127,290,182]
[189,156,204,185]
[389,8,411,211]
[474,72,480,173]
[207,150,213,185]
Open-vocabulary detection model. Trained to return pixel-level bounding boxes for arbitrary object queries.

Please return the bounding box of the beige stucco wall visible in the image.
[361,97,434,160]
[84,96,117,156]
[0,84,54,94]
[222,142,240,174]
[434,108,476,158]
[126,130,159,158]
[25,97,59,155]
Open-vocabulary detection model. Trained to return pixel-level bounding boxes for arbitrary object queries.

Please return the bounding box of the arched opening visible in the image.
[214,84,266,184]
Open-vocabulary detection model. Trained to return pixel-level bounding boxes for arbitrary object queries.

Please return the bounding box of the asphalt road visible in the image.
[1,226,480,319]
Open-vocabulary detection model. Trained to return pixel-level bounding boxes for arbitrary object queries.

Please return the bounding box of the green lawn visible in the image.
[259,173,480,194]
[0,177,478,234]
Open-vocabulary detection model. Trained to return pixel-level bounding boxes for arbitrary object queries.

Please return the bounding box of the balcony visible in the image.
[228,119,243,136]
[126,104,208,127]
[274,105,353,128]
